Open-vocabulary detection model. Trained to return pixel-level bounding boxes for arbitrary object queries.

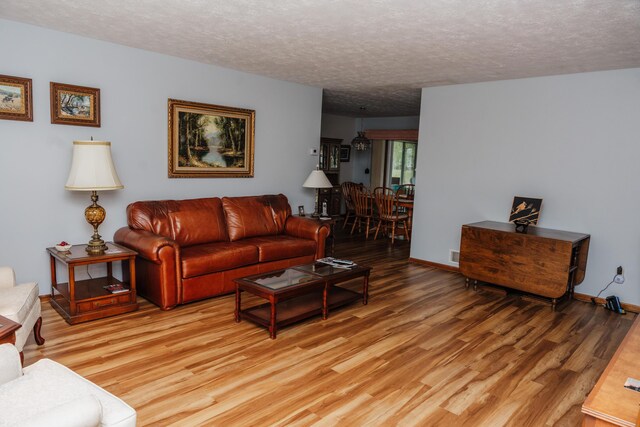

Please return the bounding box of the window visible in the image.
[388,140,417,187]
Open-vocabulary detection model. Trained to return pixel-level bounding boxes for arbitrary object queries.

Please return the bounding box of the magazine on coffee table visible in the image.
[316,257,357,269]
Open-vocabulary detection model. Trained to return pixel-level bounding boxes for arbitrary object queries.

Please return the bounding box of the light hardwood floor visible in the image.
[24,232,635,426]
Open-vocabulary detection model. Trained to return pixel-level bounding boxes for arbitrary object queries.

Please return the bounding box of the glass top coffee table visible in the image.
[234,262,371,339]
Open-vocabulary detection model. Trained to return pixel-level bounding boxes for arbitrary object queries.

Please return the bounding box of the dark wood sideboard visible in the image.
[459,221,590,308]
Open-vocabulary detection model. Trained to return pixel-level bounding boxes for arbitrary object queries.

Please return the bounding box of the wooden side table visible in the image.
[0,315,21,346]
[47,242,139,324]
[0,315,22,363]
[295,215,337,257]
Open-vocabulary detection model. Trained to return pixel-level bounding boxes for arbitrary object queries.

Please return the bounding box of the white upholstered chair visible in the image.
[0,266,45,357]
[0,344,137,427]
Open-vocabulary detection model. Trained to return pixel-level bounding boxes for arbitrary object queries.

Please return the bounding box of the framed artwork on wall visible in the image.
[50,82,100,127]
[340,145,351,162]
[168,98,255,178]
[0,74,33,122]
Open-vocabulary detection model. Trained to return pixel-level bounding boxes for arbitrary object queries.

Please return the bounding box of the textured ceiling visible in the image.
[1,0,639,117]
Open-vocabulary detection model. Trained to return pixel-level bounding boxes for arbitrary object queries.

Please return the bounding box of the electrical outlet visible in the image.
[614,265,624,284]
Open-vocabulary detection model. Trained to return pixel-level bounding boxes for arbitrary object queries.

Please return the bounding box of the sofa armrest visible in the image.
[0,343,23,386]
[285,216,330,258]
[0,266,16,289]
[114,227,178,264]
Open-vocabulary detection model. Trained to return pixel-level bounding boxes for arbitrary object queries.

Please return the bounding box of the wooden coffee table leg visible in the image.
[269,296,277,339]
[235,287,241,323]
[322,285,328,320]
[363,272,370,305]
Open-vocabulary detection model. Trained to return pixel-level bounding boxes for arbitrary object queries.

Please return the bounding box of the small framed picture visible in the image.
[50,82,101,127]
[298,206,305,216]
[509,196,542,225]
[0,74,33,122]
[340,145,351,162]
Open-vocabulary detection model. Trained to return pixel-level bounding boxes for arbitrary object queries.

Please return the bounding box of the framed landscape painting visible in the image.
[50,82,100,127]
[0,75,32,121]
[168,98,255,178]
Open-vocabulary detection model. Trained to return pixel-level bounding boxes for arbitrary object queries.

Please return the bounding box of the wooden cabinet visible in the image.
[319,137,342,217]
[459,221,590,307]
[48,242,139,324]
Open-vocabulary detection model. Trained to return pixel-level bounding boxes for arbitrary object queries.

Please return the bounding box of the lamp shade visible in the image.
[302,169,333,189]
[65,140,124,191]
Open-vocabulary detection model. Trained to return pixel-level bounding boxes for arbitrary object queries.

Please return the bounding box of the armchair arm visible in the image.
[0,343,23,386]
[284,216,330,259]
[114,227,178,264]
[0,266,16,289]
[22,395,102,427]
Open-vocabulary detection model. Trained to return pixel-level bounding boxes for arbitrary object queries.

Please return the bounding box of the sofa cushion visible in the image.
[242,236,316,262]
[222,195,291,241]
[127,198,228,245]
[181,242,259,278]
[168,209,228,247]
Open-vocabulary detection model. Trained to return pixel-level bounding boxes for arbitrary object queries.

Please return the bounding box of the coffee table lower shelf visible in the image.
[240,287,361,332]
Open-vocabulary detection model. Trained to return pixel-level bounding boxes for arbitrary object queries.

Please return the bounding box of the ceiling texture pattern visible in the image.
[1,0,639,116]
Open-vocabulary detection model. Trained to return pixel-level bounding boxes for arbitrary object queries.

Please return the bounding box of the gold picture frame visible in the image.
[0,75,33,122]
[50,82,100,127]
[168,98,255,178]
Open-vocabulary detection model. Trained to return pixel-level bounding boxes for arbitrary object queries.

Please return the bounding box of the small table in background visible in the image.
[47,242,138,324]
[0,315,21,346]
[295,215,337,257]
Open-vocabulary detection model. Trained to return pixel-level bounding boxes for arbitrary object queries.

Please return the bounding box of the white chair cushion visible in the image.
[0,344,22,386]
[0,282,39,323]
[21,395,102,427]
[0,359,136,427]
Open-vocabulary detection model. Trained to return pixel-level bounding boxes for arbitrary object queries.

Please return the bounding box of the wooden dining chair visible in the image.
[341,182,360,230]
[373,187,410,244]
[397,184,415,199]
[350,186,376,239]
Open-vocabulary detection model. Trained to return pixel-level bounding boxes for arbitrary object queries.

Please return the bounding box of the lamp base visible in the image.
[84,190,107,255]
[86,239,108,255]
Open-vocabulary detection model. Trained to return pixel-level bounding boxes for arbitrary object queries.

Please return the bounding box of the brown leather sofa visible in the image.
[114,194,329,310]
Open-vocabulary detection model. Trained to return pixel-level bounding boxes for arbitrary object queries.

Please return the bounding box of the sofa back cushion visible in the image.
[127,198,228,246]
[222,194,291,241]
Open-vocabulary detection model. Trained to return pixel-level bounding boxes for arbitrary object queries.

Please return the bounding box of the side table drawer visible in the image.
[76,294,132,313]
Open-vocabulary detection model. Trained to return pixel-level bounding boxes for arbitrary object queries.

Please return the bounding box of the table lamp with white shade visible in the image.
[302,166,333,217]
[65,140,124,255]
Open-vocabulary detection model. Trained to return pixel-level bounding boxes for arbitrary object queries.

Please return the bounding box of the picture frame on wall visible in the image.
[50,82,101,127]
[168,98,255,178]
[340,145,351,162]
[0,74,33,122]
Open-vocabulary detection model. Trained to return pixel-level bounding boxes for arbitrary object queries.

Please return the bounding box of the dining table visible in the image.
[396,195,414,237]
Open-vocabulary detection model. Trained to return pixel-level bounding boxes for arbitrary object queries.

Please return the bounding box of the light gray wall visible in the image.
[362,116,420,130]
[412,68,640,305]
[0,19,322,294]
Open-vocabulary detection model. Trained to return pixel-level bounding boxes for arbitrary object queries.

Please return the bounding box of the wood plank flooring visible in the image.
[23,231,635,426]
